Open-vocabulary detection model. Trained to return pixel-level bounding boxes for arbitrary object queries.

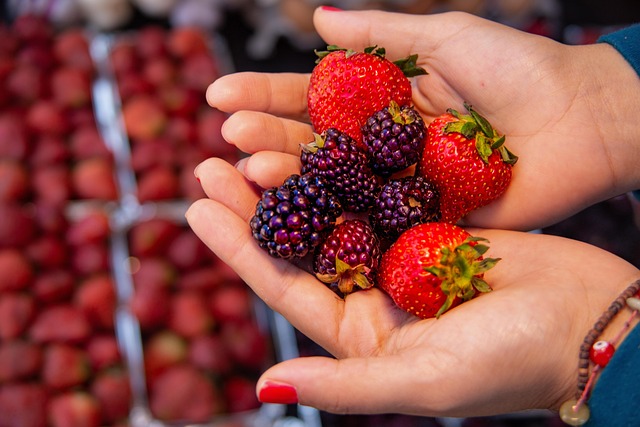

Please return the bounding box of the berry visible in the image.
[308,45,426,145]
[301,128,381,212]
[362,101,426,176]
[417,103,517,223]
[250,173,342,259]
[314,219,381,296]
[370,175,440,241]
[378,222,499,319]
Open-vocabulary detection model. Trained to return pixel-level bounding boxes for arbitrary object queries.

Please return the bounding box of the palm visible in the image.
[186,158,639,416]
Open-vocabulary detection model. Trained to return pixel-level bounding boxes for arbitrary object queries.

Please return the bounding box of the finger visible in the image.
[235,152,301,190]
[222,110,314,156]
[257,356,426,415]
[256,351,503,417]
[312,7,442,60]
[313,8,510,63]
[206,72,310,120]
[194,157,260,222]
[185,198,346,347]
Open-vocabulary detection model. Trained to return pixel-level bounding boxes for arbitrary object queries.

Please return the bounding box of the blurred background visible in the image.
[0,1,639,427]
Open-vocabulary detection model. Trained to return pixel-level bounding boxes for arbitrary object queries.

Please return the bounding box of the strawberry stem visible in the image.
[444,104,518,166]
[393,54,428,77]
[424,236,499,318]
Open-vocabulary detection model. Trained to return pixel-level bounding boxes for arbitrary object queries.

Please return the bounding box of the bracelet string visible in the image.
[559,279,640,426]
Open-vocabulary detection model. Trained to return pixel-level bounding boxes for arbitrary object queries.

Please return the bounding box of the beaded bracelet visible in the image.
[559,279,640,426]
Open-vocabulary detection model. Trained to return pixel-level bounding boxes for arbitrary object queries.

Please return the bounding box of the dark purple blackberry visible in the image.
[361,101,426,176]
[370,175,440,240]
[250,173,343,259]
[314,219,381,296]
[300,128,381,213]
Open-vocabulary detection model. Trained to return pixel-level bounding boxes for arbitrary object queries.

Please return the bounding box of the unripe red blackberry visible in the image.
[314,219,381,296]
[250,173,343,259]
[370,175,440,241]
[361,101,425,176]
[301,128,381,213]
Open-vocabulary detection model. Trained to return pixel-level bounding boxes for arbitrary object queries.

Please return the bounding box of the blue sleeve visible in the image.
[597,24,640,77]
[585,322,640,426]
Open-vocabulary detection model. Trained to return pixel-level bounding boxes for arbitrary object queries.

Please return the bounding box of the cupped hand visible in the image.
[186,157,640,417]
[206,8,640,231]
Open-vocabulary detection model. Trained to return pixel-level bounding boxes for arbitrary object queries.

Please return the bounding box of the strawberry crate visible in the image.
[0,15,132,426]
[90,26,238,207]
[0,203,132,427]
[107,204,286,427]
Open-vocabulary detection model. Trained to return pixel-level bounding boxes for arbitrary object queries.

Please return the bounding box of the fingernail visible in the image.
[320,5,342,12]
[258,380,298,404]
[234,157,247,174]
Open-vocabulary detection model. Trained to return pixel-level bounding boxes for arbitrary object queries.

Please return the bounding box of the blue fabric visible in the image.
[585,322,640,426]
[598,23,640,77]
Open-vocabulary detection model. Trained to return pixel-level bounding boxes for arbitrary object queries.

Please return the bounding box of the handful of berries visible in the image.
[249,45,517,318]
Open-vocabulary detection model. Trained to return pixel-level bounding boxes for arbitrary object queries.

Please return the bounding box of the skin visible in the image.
[186,8,640,418]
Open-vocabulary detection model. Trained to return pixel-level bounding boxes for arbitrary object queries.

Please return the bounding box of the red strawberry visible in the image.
[307,45,426,145]
[42,343,91,389]
[90,369,131,424]
[0,340,43,382]
[377,222,499,319]
[149,364,221,423]
[48,392,101,427]
[0,383,48,427]
[418,103,518,223]
[0,293,36,340]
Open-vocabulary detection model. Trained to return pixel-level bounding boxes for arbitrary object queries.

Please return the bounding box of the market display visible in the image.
[0,13,277,427]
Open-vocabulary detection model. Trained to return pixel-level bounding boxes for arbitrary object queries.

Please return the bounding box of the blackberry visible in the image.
[250,173,343,259]
[370,175,440,240]
[361,101,426,176]
[314,219,381,296]
[301,128,381,213]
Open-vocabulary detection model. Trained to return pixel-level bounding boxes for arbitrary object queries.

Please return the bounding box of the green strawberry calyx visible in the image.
[314,45,428,77]
[316,257,373,296]
[444,103,518,166]
[424,236,499,318]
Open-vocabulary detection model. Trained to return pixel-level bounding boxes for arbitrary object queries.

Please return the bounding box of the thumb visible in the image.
[312,7,467,60]
[255,355,429,415]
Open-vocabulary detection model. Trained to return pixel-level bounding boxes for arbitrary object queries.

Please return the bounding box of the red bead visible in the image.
[590,340,615,367]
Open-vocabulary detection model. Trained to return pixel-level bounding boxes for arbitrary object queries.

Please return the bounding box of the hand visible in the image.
[186,158,640,417]
[206,8,640,231]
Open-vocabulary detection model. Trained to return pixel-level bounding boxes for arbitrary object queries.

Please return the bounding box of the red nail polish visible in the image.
[320,5,342,12]
[258,381,298,404]
[196,176,201,183]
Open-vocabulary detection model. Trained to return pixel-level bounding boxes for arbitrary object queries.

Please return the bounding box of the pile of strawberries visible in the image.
[251,45,518,319]
[0,14,271,427]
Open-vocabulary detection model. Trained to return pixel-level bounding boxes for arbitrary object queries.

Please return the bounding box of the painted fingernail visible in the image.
[258,381,298,404]
[320,5,342,12]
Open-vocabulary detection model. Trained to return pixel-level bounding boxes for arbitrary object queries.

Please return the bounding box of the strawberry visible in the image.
[307,45,426,145]
[417,103,518,223]
[377,222,499,319]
